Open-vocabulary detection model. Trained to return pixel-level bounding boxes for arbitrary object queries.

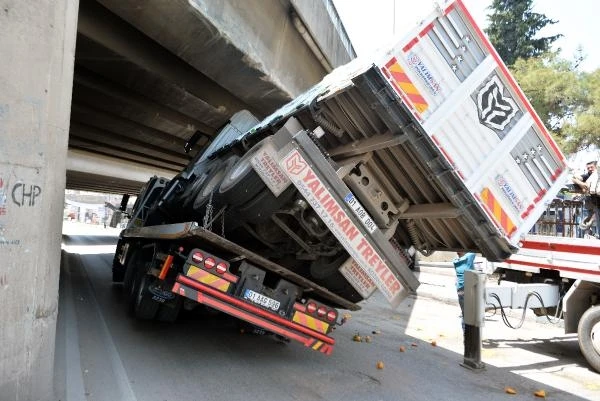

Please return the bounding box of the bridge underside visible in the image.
[68,0,353,194]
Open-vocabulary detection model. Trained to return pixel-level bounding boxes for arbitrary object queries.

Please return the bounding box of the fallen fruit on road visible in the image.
[399,346,406,352]
[376,361,384,369]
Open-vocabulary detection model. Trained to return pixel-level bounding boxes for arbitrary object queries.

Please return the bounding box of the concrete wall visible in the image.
[291,0,356,69]
[0,1,79,399]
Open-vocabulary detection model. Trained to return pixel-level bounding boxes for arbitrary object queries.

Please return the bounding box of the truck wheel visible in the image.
[133,270,159,320]
[180,159,223,212]
[123,249,141,298]
[218,137,272,207]
[578,305,600,372]
[192,155,239,214]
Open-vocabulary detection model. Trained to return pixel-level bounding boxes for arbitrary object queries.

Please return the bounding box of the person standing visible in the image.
[573,161,599,236]
[453,251,476,332]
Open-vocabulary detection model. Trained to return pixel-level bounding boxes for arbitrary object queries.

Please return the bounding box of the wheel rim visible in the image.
[592,320,600,355]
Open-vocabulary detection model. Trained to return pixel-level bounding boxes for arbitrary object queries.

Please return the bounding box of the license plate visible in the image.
[243,289,280,311]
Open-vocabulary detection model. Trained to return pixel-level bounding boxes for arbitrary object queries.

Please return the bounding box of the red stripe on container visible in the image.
[403,37,419,52]
[506,259,600,277]
[419,22,434,37]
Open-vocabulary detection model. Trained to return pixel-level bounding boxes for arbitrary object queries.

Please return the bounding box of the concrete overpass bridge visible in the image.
[69,0,355,193]
[0,0,354,398]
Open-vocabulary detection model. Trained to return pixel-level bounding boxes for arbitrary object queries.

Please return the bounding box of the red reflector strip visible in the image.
[175,275,335,345]
[294,303,307,313]
[419,22,434,38]
[403,36,419,52]
[172,280,336,354]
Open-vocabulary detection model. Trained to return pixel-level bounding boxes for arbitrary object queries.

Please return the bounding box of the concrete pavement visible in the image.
[54,222,599,400]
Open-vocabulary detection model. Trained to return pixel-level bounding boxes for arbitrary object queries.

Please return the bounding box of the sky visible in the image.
[333,0,599,72]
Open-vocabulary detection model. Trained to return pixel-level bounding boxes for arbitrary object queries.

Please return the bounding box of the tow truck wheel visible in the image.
[578,305,600,372]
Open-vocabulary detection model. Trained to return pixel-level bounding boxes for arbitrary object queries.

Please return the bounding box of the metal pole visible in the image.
[461,270,486,370]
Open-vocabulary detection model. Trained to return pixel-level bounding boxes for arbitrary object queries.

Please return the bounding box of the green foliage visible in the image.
[485,0,562,66]
[509,54,600,153]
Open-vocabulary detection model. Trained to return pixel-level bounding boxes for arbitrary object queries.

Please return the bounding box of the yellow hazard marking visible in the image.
[187,265,230,292]
[480,187,516,236]
[293,311,329,334]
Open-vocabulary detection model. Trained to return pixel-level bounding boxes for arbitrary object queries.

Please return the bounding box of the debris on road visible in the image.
[376,361,384,369]
[504,387,517,395]
[534,390,546,398]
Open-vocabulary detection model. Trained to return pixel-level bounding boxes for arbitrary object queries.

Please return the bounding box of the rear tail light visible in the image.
[192,251,204,264]
[215,262,227,274]
[204,257,216,269]
[326,310,337,322]
[317,306,327,318]
[307,302,317,314]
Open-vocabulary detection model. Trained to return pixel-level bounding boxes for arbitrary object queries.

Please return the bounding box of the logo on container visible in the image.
[477,75,518,132]
[496,174,523,213]
[406,52,441,96]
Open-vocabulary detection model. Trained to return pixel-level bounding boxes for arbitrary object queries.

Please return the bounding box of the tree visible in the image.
[510,54,600,153]
[485,0,562,66]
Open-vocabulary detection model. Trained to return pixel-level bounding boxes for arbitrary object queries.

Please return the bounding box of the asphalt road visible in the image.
[54,222,600,401]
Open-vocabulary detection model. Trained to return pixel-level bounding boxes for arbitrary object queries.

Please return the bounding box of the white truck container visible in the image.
[112,0,569,354]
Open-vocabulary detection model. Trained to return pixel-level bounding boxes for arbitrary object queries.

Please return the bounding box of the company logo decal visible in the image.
[285,152,307,176]
[496,175,523,213]
[477,75,518,131]
[406,52,441,96]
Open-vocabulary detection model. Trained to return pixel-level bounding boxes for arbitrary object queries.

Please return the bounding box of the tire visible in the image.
[191,155,239,214]
[132,269,159,320]
[218,139,271,207]
[577,305,600,372]
[180,159,223,212]
[123,249,141,302]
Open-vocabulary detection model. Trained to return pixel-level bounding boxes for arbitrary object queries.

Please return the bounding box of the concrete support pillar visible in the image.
[0,1,79,400]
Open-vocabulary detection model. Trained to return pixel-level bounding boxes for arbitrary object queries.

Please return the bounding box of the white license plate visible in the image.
[243,289,280,311]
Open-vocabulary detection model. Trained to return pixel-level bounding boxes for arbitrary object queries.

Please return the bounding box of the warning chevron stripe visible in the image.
[293,311,330,334]
[187,266,230,292]
[480,187,516,236]
[384,57,429,113]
